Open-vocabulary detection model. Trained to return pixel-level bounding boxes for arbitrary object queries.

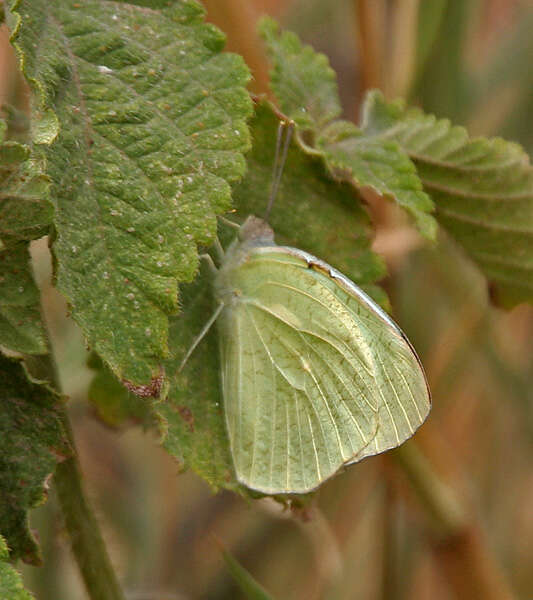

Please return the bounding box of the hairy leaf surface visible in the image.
[259,17,436,238]
[7,0,252,390]
[0,118,50,354]
[363,91,533,306]
[0,535,34,599]
[0,355,70,564]
[0,119,51,247]
[0,244,47,354]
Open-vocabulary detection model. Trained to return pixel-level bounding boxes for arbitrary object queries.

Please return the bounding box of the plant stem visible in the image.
[393,439,515,600]
[32,354,125,600]
[393,441,466,537]
[387,0,419,98]
[353,0,386,105]
[203,0,270,95]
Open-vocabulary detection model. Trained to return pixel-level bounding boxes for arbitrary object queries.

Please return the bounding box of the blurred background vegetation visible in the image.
[1,0,531,598]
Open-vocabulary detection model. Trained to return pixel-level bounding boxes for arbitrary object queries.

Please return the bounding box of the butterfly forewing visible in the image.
[216,240,429,494]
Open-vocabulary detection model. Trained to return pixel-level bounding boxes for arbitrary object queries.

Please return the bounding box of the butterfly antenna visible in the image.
[265,119,294,220]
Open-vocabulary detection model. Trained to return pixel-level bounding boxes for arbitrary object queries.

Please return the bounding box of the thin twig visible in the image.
[387,0,420,97]
[32,353,125,600]
[30,249,125,600]
[202,0,270,95]
[392,438,515,600]
[353,0,386,111]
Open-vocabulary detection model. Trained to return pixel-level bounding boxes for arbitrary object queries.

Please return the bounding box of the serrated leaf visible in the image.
[0,118,50,354]
[259,16,341,131]
[259,18,436,239]
[0,119,52,247]
[159,101,387,494]
[6,0,252,391]
[362,90,533,307]
[318,119,437,239]
[0,244,47,354]
[0,354,70,564]
[0,535,34,600]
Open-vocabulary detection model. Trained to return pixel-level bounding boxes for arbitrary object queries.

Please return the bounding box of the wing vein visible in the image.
[247,307,334,475]
[248,305,378,446]
[393,363,425,422]
[306,408,322,482]
[285,398,290,491]
[374,351,403,443]
[294,391,307,491]
[379,353,416,434]
[249,321,260,484]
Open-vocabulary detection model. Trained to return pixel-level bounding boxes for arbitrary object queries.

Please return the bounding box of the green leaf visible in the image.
[259,18,436,239]
[219,542,274,600]
[259,16,341,131]
[159,101,387,494]
[0,244,47,354]
[160,262,237,493]
[0,117,50,354]
[318,119,437,239]
[0,535,34,600]
[6,0,252,391]
[0,354,70,564]
[363,90,533,307]
[0,118,52,247]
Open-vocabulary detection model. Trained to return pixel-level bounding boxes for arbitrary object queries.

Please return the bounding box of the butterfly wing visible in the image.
[307,258,431,465]
[217,247,430,494]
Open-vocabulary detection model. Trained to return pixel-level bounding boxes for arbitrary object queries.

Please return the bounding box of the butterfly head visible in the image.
[238,215,275,245]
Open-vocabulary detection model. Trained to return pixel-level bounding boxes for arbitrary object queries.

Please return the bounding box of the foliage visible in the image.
[0,356,70,564]
[0,117,50,354]
[260,16,437,239]
[0,1,531,598]
[0,535,34,600]
[360,90,533,307]
[219,542,274,600]
[6,0,252,392]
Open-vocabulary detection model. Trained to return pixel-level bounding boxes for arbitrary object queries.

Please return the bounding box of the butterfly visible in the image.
[210,214,431,494]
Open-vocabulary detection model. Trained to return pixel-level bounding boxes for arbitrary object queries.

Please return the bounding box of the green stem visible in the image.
[387,0,419,97]
[393,440,515,600]
[393,441,466,537]
[353,0,386,99]
[33,353,125,600]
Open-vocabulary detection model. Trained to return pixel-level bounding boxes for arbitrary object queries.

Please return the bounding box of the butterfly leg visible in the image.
[219,215,241,231]
[200,252,218,274]
[178,301,225,373]
[213,237,225,262]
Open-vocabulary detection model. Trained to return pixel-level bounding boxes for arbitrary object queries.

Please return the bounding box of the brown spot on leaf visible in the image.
[177,406,194,432]
[122,369,164,398]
